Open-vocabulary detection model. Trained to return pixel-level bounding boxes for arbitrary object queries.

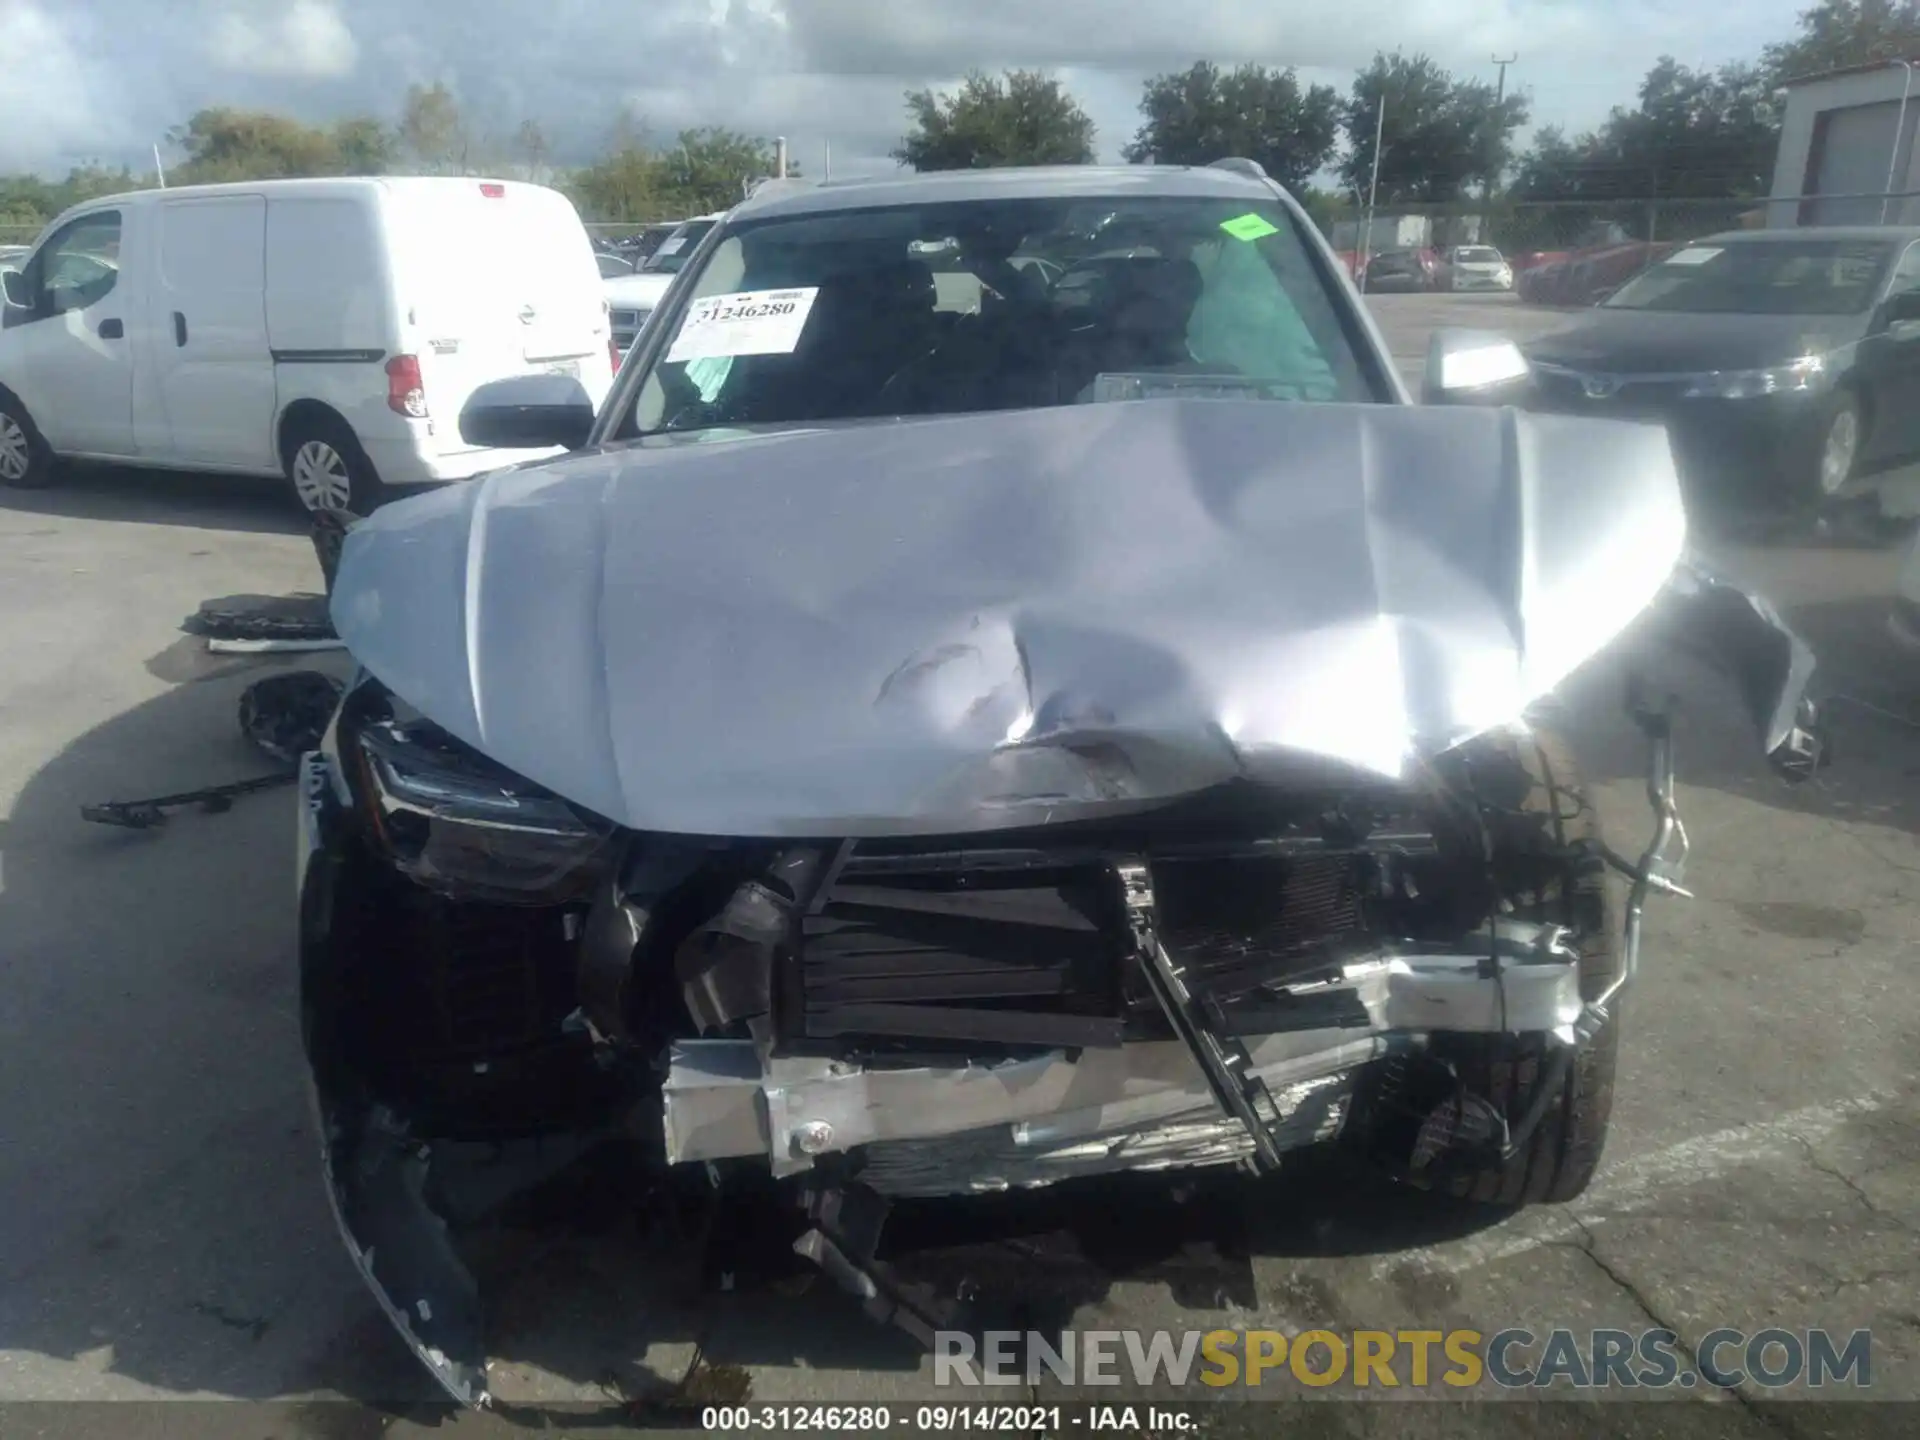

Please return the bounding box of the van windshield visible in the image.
[624,194,1379,437]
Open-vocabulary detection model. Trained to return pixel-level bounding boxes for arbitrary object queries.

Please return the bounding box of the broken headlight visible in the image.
[344,702,617,904]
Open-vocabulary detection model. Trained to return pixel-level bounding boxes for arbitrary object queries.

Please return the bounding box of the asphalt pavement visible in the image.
[0,294,1916,1436]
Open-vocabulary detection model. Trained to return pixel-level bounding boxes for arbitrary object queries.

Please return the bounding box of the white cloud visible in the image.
[0,1,134,165]
[206,0,358,80]
[0,0,1822,180]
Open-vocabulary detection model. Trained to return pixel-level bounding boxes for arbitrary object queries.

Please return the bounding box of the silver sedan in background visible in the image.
[1442,244,1515,291]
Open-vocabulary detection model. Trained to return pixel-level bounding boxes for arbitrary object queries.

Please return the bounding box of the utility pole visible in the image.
[1360,94,1385,279]
[1484,54,1516,237]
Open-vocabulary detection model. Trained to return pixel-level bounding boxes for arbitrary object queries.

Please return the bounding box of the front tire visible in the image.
[0,394,55,489]
[1805,390,1864,510]
[283,416,387,516]
[1415,729,1622,1204]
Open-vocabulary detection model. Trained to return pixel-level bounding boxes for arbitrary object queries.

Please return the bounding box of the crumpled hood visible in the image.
[329,399,1686,838]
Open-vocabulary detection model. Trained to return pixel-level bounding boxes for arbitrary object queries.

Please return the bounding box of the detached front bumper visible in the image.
[297,750,620,1407]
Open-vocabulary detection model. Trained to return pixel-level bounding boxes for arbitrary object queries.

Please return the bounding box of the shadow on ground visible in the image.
[0,462,308,536]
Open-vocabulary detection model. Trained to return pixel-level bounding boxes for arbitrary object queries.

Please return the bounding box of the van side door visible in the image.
[1,208,135,456]
[147,195,276,470]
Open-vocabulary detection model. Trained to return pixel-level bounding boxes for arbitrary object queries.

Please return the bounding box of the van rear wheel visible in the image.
[283,417,386,516]
[0,395,54,489]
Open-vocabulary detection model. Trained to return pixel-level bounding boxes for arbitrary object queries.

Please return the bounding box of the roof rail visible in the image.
[1207,157,1270,181]
[743,175,816,201]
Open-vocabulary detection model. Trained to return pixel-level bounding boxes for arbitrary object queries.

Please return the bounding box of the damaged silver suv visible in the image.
[300,161,1826,1404]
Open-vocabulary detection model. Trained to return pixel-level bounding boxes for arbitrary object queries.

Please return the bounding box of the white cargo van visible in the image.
[0,177,618,512]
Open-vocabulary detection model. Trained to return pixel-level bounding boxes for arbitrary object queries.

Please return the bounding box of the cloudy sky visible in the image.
[2,0,1815,178]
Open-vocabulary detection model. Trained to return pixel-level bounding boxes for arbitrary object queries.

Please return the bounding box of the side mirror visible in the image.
[1420,328,1532,405]
[1,269,28,309]
[458,374,596,450]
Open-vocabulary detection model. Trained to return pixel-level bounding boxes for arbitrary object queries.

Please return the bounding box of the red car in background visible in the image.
[1515,227,1683,307]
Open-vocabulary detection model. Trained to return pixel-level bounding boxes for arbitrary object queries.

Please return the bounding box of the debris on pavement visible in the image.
[81,670,344,830]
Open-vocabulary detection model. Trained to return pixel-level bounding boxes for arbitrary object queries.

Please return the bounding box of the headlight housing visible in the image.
[339,681,617,903]
[1682,355,1827,400]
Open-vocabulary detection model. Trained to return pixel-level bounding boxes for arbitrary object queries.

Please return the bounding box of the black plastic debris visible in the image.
[239,670,346,763]
[177,513,360,652]
[310,507,357,595]
[81,772,299,830]
[81,670,344,830]
[183,593,338,647]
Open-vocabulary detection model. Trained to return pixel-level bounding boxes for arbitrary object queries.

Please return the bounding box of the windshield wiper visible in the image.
[1084,372,1319,403]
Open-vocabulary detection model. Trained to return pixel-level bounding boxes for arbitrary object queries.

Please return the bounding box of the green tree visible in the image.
[514,119,552,182]
[1507,60,1780,249]
[567,143,670,224]
[1765,0,1920,82]
[894,69,1096,171]
[331,116,397,174]
[1339,52,1530,204]
[400,82,470,174]
[169,108,343,181]
[659,127,785,211]
[0,166,148,236]
[1123,62,1340,195]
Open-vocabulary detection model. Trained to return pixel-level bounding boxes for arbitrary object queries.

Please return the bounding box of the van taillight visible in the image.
[479,183,505,198]
[386,354,428,417]
[610,338,623,373]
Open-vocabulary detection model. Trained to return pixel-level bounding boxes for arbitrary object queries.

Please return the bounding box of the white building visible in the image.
[1768,57,1920,227]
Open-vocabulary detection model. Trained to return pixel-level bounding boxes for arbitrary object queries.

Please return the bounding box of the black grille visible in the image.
[364,884,580,1061]
[780,838,1373,1055]
[1153,853,1363,994]
[790,865,1127,1050]
[1531,370,1686,417]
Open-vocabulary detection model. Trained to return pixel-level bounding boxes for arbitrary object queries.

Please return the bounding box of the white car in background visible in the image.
[1442,245,1515,292]
[0,177,617,512]
[603,211,723,354]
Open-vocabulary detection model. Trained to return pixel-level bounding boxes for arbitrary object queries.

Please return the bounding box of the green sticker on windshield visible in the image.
[1220,213,1280,242]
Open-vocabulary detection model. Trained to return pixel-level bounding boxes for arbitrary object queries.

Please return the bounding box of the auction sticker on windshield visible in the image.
[1665,247,1725,266]
[1220,213,1281,242]
[666,287,820,362]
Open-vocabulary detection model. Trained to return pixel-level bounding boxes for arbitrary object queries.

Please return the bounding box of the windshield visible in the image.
[1604,239,1894,315]
[1456,247,1501,263]
[623,194,1378,437]
[642,219,716,274]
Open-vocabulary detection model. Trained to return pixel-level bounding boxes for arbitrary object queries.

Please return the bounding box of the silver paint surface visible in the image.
[328,398,1687,837]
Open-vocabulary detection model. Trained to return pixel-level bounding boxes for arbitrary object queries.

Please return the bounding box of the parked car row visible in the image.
[0,178,619,512]
[601,211,724,353]
[1360,245,1514,293]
